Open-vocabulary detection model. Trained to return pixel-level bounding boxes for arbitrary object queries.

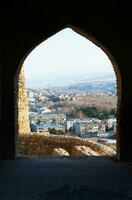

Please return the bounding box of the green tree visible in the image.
[48,128,57,135]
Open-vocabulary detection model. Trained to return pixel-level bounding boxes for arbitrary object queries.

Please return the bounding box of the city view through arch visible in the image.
[19,28,117,157]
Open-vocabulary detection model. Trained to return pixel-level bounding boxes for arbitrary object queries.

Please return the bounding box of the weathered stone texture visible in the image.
[52,148,70,156]
[18,67,30,134]
[71,146,99,156]
[19,134,116,157]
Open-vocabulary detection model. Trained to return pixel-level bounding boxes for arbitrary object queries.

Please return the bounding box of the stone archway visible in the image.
[15,25,121,159]
[1,2,132,161]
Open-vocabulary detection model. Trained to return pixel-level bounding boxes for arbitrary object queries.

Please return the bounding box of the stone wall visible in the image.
[1,2,132,160]
[19,133,116,157]
[18,67,31,134]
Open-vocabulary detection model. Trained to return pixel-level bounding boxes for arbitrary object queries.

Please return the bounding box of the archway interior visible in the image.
[18,28,117,157]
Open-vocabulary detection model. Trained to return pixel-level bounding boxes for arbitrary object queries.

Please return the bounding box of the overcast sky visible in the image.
[24,28,115,87]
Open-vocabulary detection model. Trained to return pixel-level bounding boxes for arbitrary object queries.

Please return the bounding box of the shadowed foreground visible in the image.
[0,157,132,200]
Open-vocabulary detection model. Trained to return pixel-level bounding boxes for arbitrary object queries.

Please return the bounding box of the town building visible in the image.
[31,123,65,133]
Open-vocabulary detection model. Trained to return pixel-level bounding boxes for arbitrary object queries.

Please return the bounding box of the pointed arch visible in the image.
[14,25,121,159]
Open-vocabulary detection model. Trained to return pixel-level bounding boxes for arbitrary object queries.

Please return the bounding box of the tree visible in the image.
[48,128,65,135]
[109,108,116,117]
[48,128,57,135]
[80,107,98,118]
[57,130,65,135]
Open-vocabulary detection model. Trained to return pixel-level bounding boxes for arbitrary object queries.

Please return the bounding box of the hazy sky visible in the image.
[24,28,115,87]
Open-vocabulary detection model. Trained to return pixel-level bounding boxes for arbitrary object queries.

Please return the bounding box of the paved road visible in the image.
[0,156,132,200]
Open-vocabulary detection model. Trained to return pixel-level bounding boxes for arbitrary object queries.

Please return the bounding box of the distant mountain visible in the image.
[68,81,116,92]
[27,73,116,92]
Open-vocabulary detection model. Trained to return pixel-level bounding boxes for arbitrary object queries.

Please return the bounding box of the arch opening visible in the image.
[14,26,121,158]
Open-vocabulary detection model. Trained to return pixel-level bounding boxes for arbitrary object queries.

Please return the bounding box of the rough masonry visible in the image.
[18,67,31,134]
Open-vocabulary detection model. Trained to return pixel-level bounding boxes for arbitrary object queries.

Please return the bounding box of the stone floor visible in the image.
[0,156,132,200]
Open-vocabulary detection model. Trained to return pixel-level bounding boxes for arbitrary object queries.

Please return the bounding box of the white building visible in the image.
[36,107,51,114]
[75,121,99,135]
[64,120,75,131]
[32,123,65,133]
[107,118,116,129]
